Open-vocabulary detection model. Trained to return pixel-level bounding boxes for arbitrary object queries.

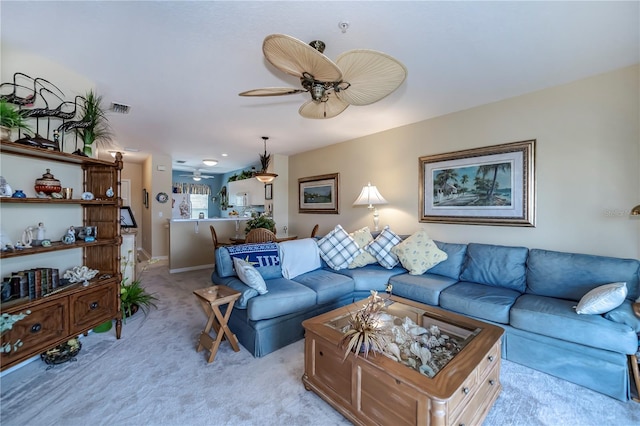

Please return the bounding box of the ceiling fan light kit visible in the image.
[239,33,407,119]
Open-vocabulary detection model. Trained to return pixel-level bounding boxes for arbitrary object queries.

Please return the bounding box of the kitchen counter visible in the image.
[170,217,250,222]
[168,217,250,273]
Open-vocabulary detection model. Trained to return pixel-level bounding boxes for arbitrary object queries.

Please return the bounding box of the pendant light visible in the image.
[254,136,278,183]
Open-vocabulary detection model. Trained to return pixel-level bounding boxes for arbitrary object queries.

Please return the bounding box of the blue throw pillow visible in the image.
[226,242,281,279]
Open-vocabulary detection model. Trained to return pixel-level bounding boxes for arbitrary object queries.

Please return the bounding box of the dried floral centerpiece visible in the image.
[337,289,479,377]
[340,290,389,359]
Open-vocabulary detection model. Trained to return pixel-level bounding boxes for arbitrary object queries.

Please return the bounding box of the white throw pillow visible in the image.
[391,228,448,275]
[348,226,377,269]
[317,225,362,270]
[364,226,402,269]
[233,257,268,295]
[574,282,627,315]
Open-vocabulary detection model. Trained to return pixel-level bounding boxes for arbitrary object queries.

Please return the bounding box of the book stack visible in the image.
[4,267,63,301]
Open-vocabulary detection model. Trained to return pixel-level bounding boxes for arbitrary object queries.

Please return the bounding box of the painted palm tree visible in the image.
[434,169,459,197]
[476,162,510,202]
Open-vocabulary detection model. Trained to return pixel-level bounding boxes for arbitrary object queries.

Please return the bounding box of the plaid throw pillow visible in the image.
[317,225,362,270]
[365,226,402,269]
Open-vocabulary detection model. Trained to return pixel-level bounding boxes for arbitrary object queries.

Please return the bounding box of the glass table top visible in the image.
[325,298,482,378]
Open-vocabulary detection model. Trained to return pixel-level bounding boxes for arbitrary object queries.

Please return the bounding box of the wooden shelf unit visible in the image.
[0,141,124,371]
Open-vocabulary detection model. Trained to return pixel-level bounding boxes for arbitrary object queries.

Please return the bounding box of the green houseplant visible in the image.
[120,252,158,322]
[244,214,276,234]
[0,100,32,141]
[76,90,112,155]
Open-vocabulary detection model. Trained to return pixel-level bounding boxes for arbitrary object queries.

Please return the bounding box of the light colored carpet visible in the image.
[1,262,638,425]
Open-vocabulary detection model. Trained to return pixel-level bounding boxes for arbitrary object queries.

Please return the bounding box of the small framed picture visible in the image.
[120,206,138,228]
[265,183,273,200]
[298,173,339,214]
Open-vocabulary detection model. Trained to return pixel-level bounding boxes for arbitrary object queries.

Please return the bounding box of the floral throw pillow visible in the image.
[348,226,377,269]
[391,228,448,275]
[364,226,402,269]
[317,225,362,270]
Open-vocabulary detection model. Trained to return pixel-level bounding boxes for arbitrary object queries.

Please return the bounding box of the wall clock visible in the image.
[156,192,169,203]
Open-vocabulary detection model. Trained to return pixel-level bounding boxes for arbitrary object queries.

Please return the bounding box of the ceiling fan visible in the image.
[239,34,408,119]
[179,169,215,181]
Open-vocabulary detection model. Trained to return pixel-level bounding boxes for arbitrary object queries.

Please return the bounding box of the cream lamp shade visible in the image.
[353,183,388,231]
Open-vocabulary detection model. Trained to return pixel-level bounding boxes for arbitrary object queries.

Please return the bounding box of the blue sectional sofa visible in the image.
[211,236,640,401]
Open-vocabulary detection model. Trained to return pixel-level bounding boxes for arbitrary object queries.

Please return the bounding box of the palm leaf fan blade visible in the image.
[335,49,408,106]
[262,34,342,81]
[239,87,306,97]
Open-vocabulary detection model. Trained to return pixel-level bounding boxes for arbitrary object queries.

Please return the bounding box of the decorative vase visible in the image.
[34,169,62,195]
[11,190,26,198]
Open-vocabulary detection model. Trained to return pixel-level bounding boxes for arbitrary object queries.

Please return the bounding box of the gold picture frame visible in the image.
[419,140,536,227]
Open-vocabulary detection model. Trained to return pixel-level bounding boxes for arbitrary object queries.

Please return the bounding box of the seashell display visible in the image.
[381,314,464,378]
[63,266,99,283]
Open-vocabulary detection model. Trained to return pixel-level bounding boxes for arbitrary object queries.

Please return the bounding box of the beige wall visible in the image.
[288,65,640,259]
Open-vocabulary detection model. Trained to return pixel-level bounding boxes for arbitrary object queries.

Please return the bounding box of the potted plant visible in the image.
[0,100,32,142]
[76,90,112,156]
[120,252,158,322]
[244,214,276,234]
[121,279,158,320]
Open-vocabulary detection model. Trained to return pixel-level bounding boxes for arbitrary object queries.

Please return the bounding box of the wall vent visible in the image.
[110,102,131,114]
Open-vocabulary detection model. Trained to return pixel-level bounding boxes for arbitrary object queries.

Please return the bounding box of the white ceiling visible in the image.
[2,1,638,173]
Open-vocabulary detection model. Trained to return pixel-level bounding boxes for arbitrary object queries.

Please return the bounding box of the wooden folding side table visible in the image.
[193,285,241,363]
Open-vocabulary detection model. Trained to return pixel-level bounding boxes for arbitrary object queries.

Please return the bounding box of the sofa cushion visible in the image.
[333,263,406,292]
[279,238,321,279]
[233,257,268,295]
[216,243,282,279]
[317,225,362,270]
[246,277,317,321]
[526,248,640,301]
[292,269,355,304]
[439,281,521,324]
[511,294,638,354]
[389,273,458,306]
[574,282,627,315]
[391,228,448,275]
[364,225,402,269]
[348,227,377,268]
[459,243,528,292]
[429,241,467,280]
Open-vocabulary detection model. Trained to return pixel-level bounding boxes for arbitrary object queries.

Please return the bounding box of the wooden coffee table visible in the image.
[302,295,504,426]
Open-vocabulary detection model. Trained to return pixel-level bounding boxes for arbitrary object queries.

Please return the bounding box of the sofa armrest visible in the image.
[211,272,258,308]
[604,300,640,333]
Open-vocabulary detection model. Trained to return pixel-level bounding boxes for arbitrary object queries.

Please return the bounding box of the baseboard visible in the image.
[169,263,214,274]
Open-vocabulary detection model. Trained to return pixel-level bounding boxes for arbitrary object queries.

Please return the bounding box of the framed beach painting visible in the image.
[419,140,536,226]
[298,173,339,214]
